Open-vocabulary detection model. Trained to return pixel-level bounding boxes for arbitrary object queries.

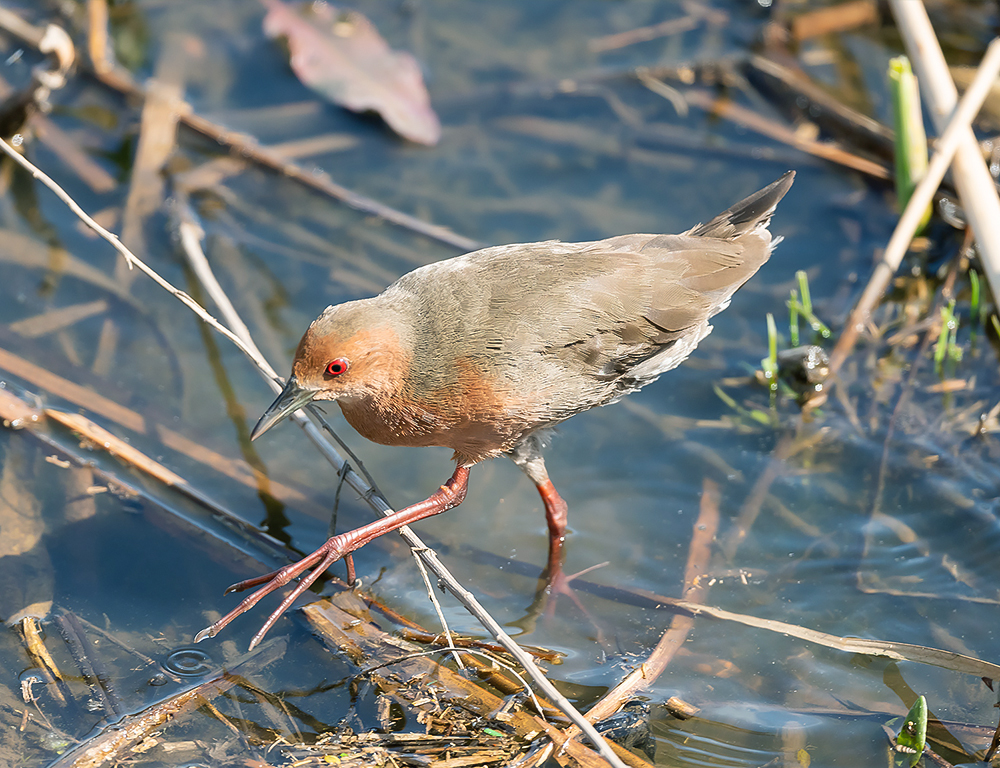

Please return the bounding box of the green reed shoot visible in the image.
[766,313,778,380]
[715,312,780,425]
[889,56,932,234]
[761,311,779,410]
[712,384,774,426]
[970,269,981,321]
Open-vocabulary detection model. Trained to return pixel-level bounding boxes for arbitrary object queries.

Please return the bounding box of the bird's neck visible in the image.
[336,386,446,448]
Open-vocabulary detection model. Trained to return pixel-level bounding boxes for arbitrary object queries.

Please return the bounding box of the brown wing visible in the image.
[387,171,794,423]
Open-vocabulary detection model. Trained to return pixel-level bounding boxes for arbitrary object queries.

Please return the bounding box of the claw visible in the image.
[195,540,338,644]
[196,465,472,649]
[248,547,342,649]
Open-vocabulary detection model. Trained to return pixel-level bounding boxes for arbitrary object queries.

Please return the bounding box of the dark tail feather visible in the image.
[689,171,795,238]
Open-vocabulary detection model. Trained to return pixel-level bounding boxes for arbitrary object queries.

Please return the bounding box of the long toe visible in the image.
[196,465,473,647]
[247,546,344,649]
[195,536,349,646]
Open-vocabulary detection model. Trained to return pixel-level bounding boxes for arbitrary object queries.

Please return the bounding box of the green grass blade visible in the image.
[796,270,813,316]
[789,289,800,347]
[970,269,981,323]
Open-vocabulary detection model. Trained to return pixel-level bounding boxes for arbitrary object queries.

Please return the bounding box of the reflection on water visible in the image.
[0,0,998,765]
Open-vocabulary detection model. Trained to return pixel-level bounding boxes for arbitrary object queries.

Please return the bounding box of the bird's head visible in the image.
[250,300,408,440]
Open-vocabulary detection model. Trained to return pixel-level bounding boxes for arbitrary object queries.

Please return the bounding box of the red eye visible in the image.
[325,358,349,377]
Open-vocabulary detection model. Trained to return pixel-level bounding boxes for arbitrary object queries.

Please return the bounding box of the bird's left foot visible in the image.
[195,465,472,650]
[193,534,357,649]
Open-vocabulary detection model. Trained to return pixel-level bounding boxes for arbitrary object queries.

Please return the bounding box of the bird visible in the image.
[195,171,795,648]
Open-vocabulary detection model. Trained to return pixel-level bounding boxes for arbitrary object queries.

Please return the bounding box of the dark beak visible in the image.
[250,376,318,441]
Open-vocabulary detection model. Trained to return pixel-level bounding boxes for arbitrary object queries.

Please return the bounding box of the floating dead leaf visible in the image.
[262,0,440,146]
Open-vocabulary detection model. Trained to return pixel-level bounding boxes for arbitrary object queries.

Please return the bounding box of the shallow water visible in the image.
[1,0,999,766]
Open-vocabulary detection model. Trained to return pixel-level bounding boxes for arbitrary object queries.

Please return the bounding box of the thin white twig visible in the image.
[876,38,1000,282]
[0,136,626,768]
[175,208,259,355]
[829,36,1000,374]
[409,547,464,670]
[889,1,1000,299]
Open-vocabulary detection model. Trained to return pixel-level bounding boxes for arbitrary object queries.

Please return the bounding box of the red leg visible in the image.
[533,478,602,621]
[535,478,568,573]
[195,465,470,649]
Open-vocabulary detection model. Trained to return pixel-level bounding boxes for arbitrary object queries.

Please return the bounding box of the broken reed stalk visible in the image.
[889,1,1000,303]
[827,36,1000,377]
[574,477,720,730]
[682,88,890,179]
[305,593,634,768]
[0,137,627,768]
